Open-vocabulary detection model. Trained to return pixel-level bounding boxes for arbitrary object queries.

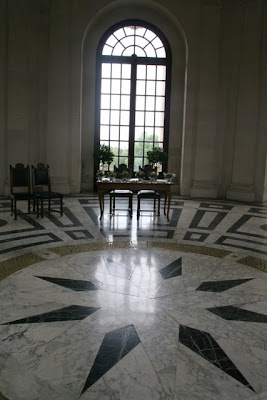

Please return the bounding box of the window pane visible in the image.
[135,47,146,57]
[144,129,154,141]
[157,65,166,80]
[110,110,120,125]
[135,111,144,126]
[146,96,155,111]
[145,44,156,57]
[123,46,135,56]
[144,29,156,41]
[102,45,112,55]
[121,80,130,94]
[111,64,121,78]
[122,64,131,79]
[112,42,124,56]
[152,36,163,49]
[101,79,111,93]
[102,63,111,78]
[156,48,166,58]
[147,65,156,80]
[120,126,129,141]
[135,128,144,141]
[124,26,134,36]
[135,142,143,157]
[121,36,134,47]
[135,27,146,36]
[155,127,164,142]
[120,110,129,125]
[120,156,128,166]
[101,94,110,109]
[106,35,117,47]
[111,95,120,109]
[155,97,165,111]
[119,142,129,155]
[110,141,119,155]
[145,111,154,126]
[135,36,148,49]
[110,125,119,140]
[113,28,125,40]
[144,142,154,155]
[134,157,143,171]
[111,80,120,94]
[100,110,109,124]
[136,96,145,110]
[156,81,165,96]
[146,81,156,95]
[100,125,109,140]
[137,65,146,79]
[121,95,130,110]
[136,80,146,95]
[155,112,164,126]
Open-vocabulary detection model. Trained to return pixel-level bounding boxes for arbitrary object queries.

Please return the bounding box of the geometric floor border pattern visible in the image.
[1,240,266,281]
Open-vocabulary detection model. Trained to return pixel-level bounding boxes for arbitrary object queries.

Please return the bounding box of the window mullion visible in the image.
[129,57,137,172]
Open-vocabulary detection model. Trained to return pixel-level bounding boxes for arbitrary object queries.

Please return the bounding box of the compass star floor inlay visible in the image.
[0,195,267,400]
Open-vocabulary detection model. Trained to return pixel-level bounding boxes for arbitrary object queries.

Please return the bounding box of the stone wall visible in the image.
[0,0,266,202]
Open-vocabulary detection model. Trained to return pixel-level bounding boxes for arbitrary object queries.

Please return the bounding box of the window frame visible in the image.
[94,19,172,176]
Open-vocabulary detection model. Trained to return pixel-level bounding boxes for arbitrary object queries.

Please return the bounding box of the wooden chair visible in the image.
[32,163,63,218]
[9,163,36,220]
[137,190,161,219]
[110,164,132,217]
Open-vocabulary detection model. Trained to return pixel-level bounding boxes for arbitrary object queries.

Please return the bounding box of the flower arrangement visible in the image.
[106,170,116,179]
[96,170,104,180]
[136,170,145,180]
[164,172,176,182]
[150,171,157,180]
[121,170,130,180]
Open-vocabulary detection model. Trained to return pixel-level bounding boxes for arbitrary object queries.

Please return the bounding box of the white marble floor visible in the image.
[0,195,266,400]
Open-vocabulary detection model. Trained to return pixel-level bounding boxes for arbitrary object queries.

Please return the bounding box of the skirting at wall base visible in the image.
[50,178,72,194]
[226,183,255,203]
[190,180,218,199]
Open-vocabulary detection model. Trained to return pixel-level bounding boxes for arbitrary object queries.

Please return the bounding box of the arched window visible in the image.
[95,20,172,173]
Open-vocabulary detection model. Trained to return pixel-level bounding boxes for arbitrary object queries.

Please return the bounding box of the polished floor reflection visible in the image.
[0,195,266,400]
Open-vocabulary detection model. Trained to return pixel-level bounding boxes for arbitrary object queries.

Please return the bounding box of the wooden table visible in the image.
[97,180,173,220]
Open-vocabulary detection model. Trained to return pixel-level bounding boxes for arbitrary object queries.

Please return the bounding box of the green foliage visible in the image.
[95,144,114,165]
[147,147,168,165]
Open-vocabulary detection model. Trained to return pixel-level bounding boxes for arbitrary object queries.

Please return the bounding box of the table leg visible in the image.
[166,190,172,220]
[164,192,167,215]
[98,190,104,219]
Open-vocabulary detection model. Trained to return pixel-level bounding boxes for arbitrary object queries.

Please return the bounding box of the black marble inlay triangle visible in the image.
[159,257,182,279]
[179,325,254,391]
[35,276,99,291]
[104,258,132,279]
[2,305,100,325]
[196,278,253,292]
[207,305,267,322]
[81,324,141,394]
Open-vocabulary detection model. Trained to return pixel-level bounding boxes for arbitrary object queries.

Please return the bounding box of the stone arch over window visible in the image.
[81,1,187,192]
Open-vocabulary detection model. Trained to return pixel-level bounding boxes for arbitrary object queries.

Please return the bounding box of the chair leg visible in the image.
[129,196,132,217]
[11,199,13,216]
[113,197,115,213]
[41,199,44,218]
[137,197,140,219]
[157,199,160,216]
[37,198,39,217]
[14,200,17,220]
[60,198,63,216]
[48,198,51,212]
